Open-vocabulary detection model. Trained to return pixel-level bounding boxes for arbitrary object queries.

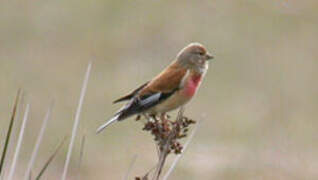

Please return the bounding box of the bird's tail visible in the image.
[96,100,139,134]
[96,114,120,134]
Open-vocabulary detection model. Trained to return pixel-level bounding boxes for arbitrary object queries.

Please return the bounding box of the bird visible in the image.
[97,42,213,133]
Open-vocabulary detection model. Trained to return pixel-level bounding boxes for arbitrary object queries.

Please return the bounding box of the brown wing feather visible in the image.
[113,81,149,103]
[139,62,187,96]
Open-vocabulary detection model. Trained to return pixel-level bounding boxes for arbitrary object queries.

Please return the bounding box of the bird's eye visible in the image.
[198,52,204,56]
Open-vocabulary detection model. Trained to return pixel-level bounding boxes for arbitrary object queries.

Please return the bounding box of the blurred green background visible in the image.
[1,0,318,179]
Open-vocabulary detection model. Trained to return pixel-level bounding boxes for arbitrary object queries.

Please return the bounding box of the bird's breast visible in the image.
[183,73,202,97]
[148,69,206,114]
[149,74,202,114]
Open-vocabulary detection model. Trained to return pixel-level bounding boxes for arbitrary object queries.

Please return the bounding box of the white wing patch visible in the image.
[139,93,161,106]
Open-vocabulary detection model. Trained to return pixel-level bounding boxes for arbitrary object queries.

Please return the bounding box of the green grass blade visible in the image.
[0,89,21,175]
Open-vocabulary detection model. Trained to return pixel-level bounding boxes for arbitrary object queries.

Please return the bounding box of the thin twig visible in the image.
[152,107,185,180]
[0,89,21,175]
[124,154,138,180]
[35,136,67,180]
[7,103,30,180]
[152,133,172,180]
[162,120,201,180]
[24,102,53,180]
[61,62,92,180]
[153,143,169,180]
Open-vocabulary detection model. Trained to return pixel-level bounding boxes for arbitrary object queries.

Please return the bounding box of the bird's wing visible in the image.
[113,81,149,103]
[116,90,178,120]
[115,63,187,119]
[138,62,187,95]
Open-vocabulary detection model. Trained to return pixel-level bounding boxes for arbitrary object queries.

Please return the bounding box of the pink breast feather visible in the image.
[184,74,202,97]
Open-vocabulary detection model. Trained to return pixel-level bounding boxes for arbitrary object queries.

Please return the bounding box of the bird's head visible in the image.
[176,42,213,72]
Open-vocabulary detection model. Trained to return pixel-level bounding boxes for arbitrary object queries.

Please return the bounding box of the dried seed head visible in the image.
[141,113,196,155]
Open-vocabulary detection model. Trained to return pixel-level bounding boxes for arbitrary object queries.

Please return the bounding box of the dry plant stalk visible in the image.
[24,102,53,180]
[7,103,30,180]
[135,107,196,180]
[61,62,92,180]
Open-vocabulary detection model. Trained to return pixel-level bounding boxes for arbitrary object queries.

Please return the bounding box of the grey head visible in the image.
[176,42,213,72]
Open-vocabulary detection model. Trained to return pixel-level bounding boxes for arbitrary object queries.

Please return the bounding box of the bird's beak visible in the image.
[205,53,214,60]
